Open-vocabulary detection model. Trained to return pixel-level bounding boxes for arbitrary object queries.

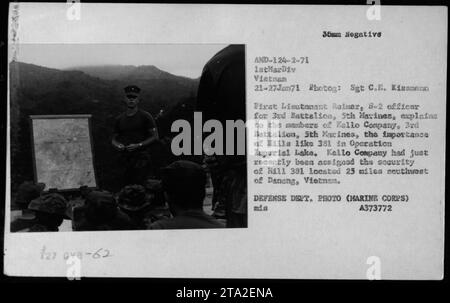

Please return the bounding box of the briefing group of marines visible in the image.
[11,45,247,232]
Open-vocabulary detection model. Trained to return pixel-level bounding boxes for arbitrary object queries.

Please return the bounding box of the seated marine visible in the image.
[72,190,134,231]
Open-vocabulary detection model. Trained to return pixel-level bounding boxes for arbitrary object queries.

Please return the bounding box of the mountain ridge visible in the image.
[65,64,196,81]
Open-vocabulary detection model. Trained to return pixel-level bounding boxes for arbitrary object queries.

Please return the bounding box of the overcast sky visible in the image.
[15,44,226,78]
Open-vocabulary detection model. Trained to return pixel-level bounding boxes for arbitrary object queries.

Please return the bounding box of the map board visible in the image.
[30,115,97,191]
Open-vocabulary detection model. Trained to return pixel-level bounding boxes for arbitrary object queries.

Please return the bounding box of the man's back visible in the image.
[148,210,225,229]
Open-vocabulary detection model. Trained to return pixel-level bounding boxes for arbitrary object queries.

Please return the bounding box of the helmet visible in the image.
[118,184,150,212]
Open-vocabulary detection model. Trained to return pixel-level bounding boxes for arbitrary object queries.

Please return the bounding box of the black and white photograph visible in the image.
[9,43,247,232]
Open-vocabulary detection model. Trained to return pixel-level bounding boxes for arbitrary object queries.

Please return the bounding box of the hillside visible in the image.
[67,64,192,82]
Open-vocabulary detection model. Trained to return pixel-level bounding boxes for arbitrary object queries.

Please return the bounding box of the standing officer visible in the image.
[112,85,159,186]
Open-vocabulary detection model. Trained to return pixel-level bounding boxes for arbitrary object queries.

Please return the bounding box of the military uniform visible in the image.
[114,109,157,185]
[113,85,158,186]
[214,163,247,228]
